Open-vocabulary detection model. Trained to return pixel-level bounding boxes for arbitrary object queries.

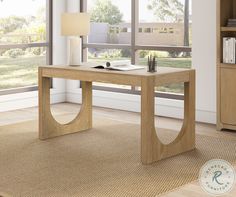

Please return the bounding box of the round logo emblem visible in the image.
[199,159,235,196]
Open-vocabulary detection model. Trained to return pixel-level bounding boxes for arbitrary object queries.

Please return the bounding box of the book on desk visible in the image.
[93,60,145,71]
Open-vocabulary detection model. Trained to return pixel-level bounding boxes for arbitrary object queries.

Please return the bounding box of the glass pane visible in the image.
[88,48,131,62]
[138,0,192,46]
[0,47,46,89]
[87,0,131,44]
[0,0,46,44]
[138,50,191,94]
[88,48,131,89]
[138,50,191,68]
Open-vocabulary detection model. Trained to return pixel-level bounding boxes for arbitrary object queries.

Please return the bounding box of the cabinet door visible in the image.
[221,68,236,125]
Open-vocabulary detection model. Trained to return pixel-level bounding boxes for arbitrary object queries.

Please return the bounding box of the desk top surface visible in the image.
[40,62,193,77]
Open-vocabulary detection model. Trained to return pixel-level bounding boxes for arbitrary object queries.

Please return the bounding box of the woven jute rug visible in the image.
[0,114,236,197]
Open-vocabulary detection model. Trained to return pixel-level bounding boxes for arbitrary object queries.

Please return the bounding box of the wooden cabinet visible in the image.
[220,68,236,125]
[217,0,236,130]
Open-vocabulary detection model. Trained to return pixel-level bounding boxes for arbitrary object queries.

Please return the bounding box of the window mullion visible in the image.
[81,0,88,62]
[131,0,139,91]
[46,0,53,65]
[131,0,138,65]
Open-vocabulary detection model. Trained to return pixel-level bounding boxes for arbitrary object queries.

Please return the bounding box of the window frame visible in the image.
[81,0,191,100]
[0,0,53,95]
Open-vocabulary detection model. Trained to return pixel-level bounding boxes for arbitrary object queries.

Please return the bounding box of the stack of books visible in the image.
[227,19,236,27]
[223,37,236,64]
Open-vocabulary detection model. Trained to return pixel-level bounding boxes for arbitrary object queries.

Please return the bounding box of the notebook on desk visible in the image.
[93,60,145,71]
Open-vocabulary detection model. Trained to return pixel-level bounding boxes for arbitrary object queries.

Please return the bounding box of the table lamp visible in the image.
[61,13,90,66]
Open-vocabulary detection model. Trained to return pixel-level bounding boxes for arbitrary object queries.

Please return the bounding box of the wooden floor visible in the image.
[0,102,235,197]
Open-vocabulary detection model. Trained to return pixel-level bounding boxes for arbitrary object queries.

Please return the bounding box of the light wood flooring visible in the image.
[0,102,235,197]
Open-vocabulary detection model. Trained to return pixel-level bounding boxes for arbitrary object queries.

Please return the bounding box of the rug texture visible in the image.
[0,115,236,197]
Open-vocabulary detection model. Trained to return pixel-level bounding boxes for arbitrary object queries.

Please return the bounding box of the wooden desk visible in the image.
[38,64,195,164]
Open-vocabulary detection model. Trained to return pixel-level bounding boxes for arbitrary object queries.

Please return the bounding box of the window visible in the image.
[82,0,192,97]
[143,28,152,33]
[0,0,52,93]
[87,48,131,89]
[87,0,131,44]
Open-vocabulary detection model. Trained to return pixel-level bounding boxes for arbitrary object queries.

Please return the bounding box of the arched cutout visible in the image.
[39,79,92,140]
[141,72,195,164]
[154,96,184,145]
[50,103,82,125]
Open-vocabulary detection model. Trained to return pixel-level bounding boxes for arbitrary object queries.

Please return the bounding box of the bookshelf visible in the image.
[217,0,236,130]
[221,26,236,32]
[220,63,236,69]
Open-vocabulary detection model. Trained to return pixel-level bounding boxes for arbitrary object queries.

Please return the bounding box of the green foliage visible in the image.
[168,51,181,58]
[26,47,44,56]
[144,51,169,58]
[139,50,149,58]
[121,49,131,58]
[90,0,123,25]
[3,48,25,58]
[0,6,46,44]
[0,16,28,34]
[140,50,183,58]
[0,56,45,89]
[88,51,95,59]
[10,23,46,44]
[147,0,184,22]
[88,49,123,59]
[100,49,122,59]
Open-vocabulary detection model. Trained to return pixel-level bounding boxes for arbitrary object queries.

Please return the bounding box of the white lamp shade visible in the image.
[61,13,90,36]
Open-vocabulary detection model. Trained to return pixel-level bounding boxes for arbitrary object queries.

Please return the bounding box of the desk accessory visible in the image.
[147,55,157,72]
[61,13,90,66]
[93,60,144,71]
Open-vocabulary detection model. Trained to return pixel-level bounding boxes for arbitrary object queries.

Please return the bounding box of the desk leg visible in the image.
[141,71,195,164]
[39,71,92,140]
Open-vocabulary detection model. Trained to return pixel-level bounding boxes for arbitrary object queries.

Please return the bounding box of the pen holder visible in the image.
[147,56,157,73]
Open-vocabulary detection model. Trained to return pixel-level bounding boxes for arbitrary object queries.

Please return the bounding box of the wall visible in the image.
[52,0,67,91]
[192,0,217,123]
[53,0,67,65]
[89,22,184,46]
[89,23,108,43]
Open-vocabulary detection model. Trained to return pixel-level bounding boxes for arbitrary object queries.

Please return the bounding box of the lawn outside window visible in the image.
[0,0,52,93]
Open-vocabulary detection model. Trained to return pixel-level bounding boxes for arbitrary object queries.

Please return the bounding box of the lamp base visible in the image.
[67,37,82,66]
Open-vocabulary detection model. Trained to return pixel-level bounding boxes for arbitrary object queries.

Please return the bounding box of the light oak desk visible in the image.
[38,64,195,164]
